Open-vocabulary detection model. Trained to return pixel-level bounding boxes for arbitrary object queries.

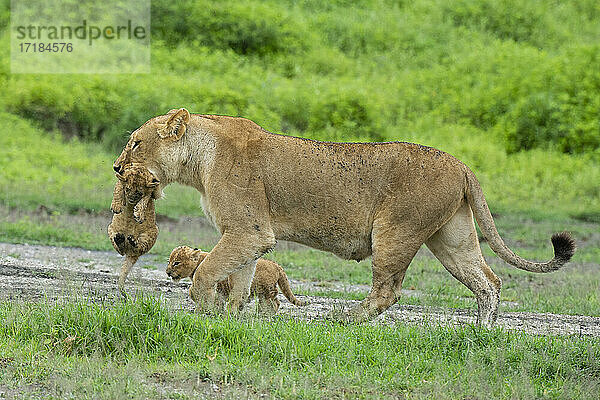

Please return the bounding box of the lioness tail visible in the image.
[465,168,575,273]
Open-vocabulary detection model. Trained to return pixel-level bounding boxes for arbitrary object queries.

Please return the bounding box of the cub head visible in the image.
[116,164,160,205]
[113,108,191,183]
[166,245,208,282]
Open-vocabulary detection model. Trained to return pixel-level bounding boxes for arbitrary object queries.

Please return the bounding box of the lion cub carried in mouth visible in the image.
[108,164,161,293]
[166,246,306,313]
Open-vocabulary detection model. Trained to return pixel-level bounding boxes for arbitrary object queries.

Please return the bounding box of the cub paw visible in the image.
[110,199,123,214]
[112,233,126,255]
[113,233,125,245]
[127,235,137,248]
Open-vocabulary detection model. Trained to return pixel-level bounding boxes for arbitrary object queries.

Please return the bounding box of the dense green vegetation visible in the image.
[1,298,599,399]
[1,0,599,218]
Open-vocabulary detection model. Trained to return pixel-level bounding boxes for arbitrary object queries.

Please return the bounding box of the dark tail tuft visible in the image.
[551,232,576,264]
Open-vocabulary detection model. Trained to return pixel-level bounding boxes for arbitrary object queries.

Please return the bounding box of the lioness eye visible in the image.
[173,261,180,266]
[132,140,141,150]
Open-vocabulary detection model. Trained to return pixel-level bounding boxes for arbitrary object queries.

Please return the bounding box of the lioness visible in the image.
[166,245,306,313]
[107,164,161,293]
[113,108,575,326]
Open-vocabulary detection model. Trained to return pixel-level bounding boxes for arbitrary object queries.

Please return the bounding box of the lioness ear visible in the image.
[157,108,190,141]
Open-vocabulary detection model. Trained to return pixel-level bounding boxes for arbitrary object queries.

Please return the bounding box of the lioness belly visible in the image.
[273,217,373,261]
[267,181,376,261]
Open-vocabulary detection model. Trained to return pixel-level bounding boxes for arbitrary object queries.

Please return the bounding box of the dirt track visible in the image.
[1,242,599,337]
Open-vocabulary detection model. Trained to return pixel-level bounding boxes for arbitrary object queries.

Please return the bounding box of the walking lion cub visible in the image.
[108,164,161,293]
[166,246,306,313]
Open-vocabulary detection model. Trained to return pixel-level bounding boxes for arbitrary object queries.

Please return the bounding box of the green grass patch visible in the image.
[1,298,599,399]
[0,216,109,250]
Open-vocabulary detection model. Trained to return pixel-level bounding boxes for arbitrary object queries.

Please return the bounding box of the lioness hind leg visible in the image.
[425,202,501,327]
[349,220,423,323]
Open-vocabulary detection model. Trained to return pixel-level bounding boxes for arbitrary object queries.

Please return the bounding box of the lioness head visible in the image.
[117,164,160,205]
[113,108,191,184]
[166,245,208,282]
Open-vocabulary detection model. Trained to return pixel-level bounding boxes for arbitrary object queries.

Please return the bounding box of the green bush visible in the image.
[309,91,382,141]
[152,0,308,55]
[0,0,8,31]
[3,77,164,150]
[503,93,564,153]
[443,0,566,48]
[499,45,600,153]
[0,0,599,218]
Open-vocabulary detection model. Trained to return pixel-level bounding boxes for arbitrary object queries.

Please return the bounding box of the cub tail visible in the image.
[277,266,307,306]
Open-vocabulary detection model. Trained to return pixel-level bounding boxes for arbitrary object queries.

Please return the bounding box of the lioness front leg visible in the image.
[190,231,275,315]
[227,259,257,312]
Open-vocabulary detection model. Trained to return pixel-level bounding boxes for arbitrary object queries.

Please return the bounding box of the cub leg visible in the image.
[133,230,158,255]
[258,292,280,314]
[110,180,125,214]
[118,255,139,295]
[425,202,502,327]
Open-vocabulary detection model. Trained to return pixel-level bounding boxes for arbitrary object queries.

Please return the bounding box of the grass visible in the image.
[1,297,599,399]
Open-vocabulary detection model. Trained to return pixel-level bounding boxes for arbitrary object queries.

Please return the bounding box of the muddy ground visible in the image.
[1,242,599,337]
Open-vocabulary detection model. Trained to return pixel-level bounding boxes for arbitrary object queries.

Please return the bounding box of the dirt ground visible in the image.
[1,242,599,337]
